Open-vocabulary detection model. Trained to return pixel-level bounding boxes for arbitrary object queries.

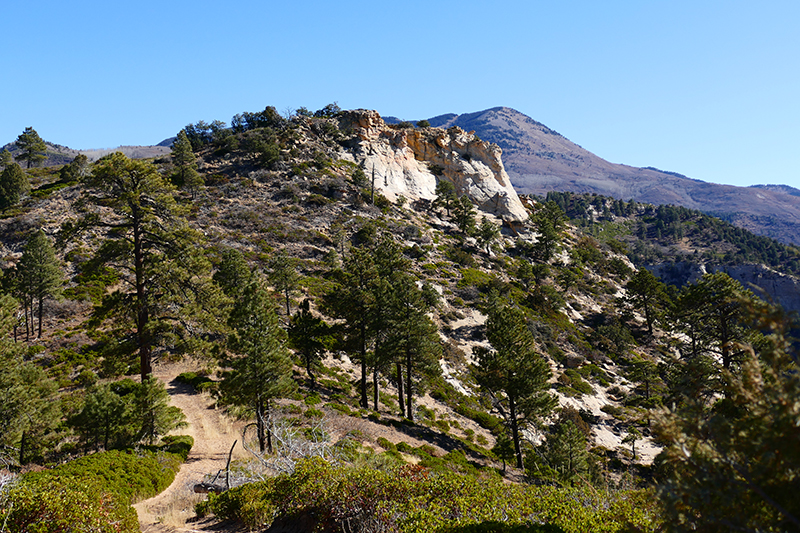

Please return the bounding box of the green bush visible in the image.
[206,458,661,532]
[0,447,187,532]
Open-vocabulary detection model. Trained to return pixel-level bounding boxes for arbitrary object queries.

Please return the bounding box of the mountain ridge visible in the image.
[387,107,800,245]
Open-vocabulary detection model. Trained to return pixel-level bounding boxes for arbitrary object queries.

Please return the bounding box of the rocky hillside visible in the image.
[407,107,800,246]
[2,106,798,531]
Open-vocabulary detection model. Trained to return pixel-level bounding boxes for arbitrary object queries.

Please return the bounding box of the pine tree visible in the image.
[0,295,58,465]
[72,152,212,381]
[432,179,456,216]
[135,375,186,444]
[474,303,556,469]
[268,251,300,317]
[0,163,30,210]
[0,149,12,169]
[213,248,253,299]
[221,276,295,453]
[393,280,441,422]
[171,130,203,198]
[476,217,501,254]
[15,127,47,169]
[655,297,800,532]
[17,230,63,338]
[452,195,476,235]
[622,268,670,335]
[288,299,330,389]
[324,246,377,410]
[529,201,567,262]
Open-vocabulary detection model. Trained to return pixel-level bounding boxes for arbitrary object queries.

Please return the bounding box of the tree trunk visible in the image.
[19,430,27,465]
[359,325,368,409]
[396,362,405,418]
[133,215,152,381]
[306,358,317,389]
[405,348,413,422]
[256,397,266,453]
[509,397,523,469]
[265,401,273,454]
[24,297,30,341]
[37,295,44,338]
[372,365,379,412]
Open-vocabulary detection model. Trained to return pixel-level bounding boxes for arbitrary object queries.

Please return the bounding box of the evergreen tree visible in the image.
[655,297,800,532]
[0,149,12,169]
[474,303,556,469]
[221,276,295,453]
[268,251,300,317]
[171,130,203,198]
[622,268,670,335]
[135,375,186,444]
[58,154,89,182]
[324,246,377,410]
[288,299,330,389]
[452,195,477,235]
[0,163,30,210]
[476,216,501,254]
[541,418,590,485]
[0,295,58,465]
[17,230,63,338]
[432,179,456,217]
[213,248,253,299]
[384,274,441,421]
[529,201,567,262]
[72,381,135,451]
[71,152,213,381]
[15,127,47,169]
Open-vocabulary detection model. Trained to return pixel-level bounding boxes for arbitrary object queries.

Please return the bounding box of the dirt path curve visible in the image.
[133,363,243,532]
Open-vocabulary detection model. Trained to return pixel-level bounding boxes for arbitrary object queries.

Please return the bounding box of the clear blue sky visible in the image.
[2,0,798,188]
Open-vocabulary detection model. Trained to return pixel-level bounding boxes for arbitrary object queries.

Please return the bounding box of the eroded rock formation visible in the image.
[338,110,528,223]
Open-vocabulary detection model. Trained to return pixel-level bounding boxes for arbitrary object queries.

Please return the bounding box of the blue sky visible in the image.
[2,0,798,188]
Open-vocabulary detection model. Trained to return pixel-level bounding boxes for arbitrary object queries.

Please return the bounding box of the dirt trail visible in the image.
[133,363,244,532]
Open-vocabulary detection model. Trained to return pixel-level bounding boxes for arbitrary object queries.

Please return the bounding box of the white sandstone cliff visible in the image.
[337,110,529,224]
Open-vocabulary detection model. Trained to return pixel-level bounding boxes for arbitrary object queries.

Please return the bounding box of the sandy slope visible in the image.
[133,363,244,533]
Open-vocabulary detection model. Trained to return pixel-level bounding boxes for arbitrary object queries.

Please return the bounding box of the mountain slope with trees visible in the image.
[408,107,800,246]
[0,108,798,532]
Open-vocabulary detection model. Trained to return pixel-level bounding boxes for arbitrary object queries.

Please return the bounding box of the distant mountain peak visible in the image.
[421,106,800,245]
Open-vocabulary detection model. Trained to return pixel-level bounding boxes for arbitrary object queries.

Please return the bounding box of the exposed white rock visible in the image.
[338,110,529,223]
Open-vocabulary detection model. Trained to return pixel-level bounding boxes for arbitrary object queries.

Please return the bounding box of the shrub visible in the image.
[206,458,661,532]
[0,448,187,532]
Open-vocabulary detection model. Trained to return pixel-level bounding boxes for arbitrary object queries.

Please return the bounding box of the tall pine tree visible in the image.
[17,230,63,338]
[220,275,295,453]
[474,303,556,469]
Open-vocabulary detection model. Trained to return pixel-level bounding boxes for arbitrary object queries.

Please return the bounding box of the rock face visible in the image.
[338,110,528,223]
[646,261,800,315]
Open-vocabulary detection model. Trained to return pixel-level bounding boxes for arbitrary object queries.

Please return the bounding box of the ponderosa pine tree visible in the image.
[655,297,800,532]
[528,200,567,262]
[221,275,295,454]
[288,299,330,389]
[15,127,47,169]
[268,251,300,317]
[213,248,253,299]
[0,149,12,169]
[384,272,441,421]
[474,303,556,469]
[622,268,670,335]
[0,293,58,465]
[432,179,456,217]
[17,230,63,338]
[171,130,203,198]
[69,152,213,381]
[0,162,29,210]
[324,245,377,409]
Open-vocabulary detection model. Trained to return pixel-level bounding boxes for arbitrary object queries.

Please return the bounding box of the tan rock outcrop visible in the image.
[338,110,528,223]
